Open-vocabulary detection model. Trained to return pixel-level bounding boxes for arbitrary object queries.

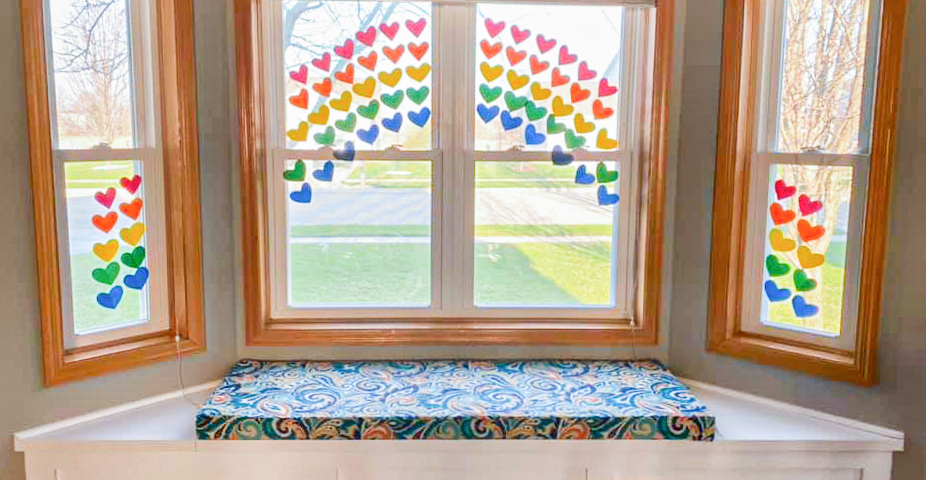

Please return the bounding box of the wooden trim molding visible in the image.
[236,0,675,347]
[21,0,205,386]
[707,0,907,385]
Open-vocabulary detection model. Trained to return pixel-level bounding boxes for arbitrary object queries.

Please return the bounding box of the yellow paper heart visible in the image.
[406,64,431,82]
[507,71,529,90]
[480,62,503,82]
[352,77,376,98]
[287,122,308,142]
[120,222,146,246]
[378,68,403,87]
[93,239,119,262]
[329,91,353,112]
[531,82,551,101]
[769,228,796,252]
[797,245,825,269]
[596,129,618,150]
[308,105,330,125]
[552,96,573,117]
[574,114,595,134]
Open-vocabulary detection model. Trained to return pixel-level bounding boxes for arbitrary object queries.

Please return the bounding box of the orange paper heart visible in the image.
[551,68,570,87]
[334,64,355,84]
[409,42,429,61]
[119,198,143,220]
[570,83,590,103]
[592,99,614,119]
[92,212,118,233]
[357,52,378,71]
[797,219,826,242]
[769,203,796,225]
[383,45,405,63]
[289,89,308,109]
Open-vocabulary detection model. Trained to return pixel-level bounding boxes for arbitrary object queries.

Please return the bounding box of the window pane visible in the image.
[48,0,136,149]
[775,0,879,154]
[474,4,623,152]
[283,1,433,150]
[760,164,853,335]
[474,161,618,307]
[63,161,150,334]
[284,160,431,307]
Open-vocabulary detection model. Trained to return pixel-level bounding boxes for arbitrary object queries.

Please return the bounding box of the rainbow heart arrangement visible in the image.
[91,174,148,310]
[763,179,827,319]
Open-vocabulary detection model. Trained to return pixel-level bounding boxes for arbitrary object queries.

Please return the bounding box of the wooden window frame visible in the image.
[235,0,675,347]
[21,0,205,386]
[707,0,907,385]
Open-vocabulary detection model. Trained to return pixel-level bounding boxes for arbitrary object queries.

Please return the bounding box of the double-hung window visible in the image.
[237,0,674,345]
[22,0,204,384]
[709,0,906,383]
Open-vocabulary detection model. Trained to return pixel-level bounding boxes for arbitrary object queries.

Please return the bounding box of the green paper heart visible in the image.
[313,126,335,146]
[121,246,146,269]
[283,159,306,181]
[794,269,818,292]
[479,84,502,103]
[564,129,586,149]
[381,90,405,109]
[92,262,120,285]
[765,254,791,277]
[504,91,528,112]
[596,162,618,183]
[357,100,380,120]
[546,115,566,134]
[407,86,430,105]
[335,113,357,133]
[524,101,548,122]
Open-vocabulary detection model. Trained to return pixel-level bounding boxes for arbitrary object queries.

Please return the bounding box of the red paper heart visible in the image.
[289,64,308,84]
[510,25,530,44]
[484,18,505,38]
[598,78,618,97]
[120,198,143,220]
[356,27,376,47]
[311,52,331,72]
[570,83,590,103]
[798,219,826,242]
[380,22,399,40]
[551,68,570,87]
[92,212,118,233]
[769,203,796,225]
[409,42,429,61]
[558,45,577,65]
[313,78,332,97]
[289,89,308,109]
[334,39,354,59]
[480,40,501,59]
[358,52,378,71]
[406,19,426,37]
[334,64,354,84]
[578,61,596,81]
[506,47,526,66]
[529,55,549,74]
[383,45,405,63]
[95,188,116,208]
[120,175,142,194]
[775,180,796,200]
[798,194,823,216]
[536,34,556,53]
[592,99,613,119]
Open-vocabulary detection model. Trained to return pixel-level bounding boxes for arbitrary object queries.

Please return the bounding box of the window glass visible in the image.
[48,0,136,149]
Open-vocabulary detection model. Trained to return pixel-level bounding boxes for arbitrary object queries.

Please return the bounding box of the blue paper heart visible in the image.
[124,267,149,290]
[525,124,546,145]
[333,141,356,161]
[477,104,500,123]
[408,107,431,127]
[97,286,124,309]
[500,111,522,131]
[597,185,619,206]
[289,183,312,203]
[313,161,334,182]
[792,295,820,318]
[357,125,379,145]
[382,113,403,132]
[551,146,573,166]
[763,280,791,302]
[575,165,595,184]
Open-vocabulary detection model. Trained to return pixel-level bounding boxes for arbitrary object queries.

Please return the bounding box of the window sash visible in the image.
[262,0,650,319]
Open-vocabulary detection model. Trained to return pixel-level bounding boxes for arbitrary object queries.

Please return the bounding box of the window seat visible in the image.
[14,363,904,480]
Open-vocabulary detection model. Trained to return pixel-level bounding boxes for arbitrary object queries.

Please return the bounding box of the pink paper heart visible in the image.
[356,27,376,47]
[598,78,618,97]
[311,52,331,72]
[406,18,427,37]
[558,45,576,65]
[289,64,308,84]
[334,39,354,59]
[578,61,596,81]
[798,194,823,216]
[95,188,116,208]
[380,22,399,40]
[510,25,530,44]
[484,18,505,38]
[775,179,796,200]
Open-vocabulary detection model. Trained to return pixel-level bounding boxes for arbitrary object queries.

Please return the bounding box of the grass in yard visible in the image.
[290,224,611,238]
[334,161,605,188]
[64,160,137,190]
[767,260,845,334]
[70,251,146,333]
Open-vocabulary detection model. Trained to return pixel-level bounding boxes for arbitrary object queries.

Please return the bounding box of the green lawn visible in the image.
[70,250,146,333]
[333,161,609,188]
[290,224,611,238]
[64,160,136,191]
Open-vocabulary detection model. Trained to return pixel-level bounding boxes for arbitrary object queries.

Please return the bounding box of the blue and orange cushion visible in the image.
[196,359,715,441]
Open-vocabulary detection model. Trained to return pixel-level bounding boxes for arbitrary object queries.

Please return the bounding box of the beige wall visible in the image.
[668,1,926,479]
